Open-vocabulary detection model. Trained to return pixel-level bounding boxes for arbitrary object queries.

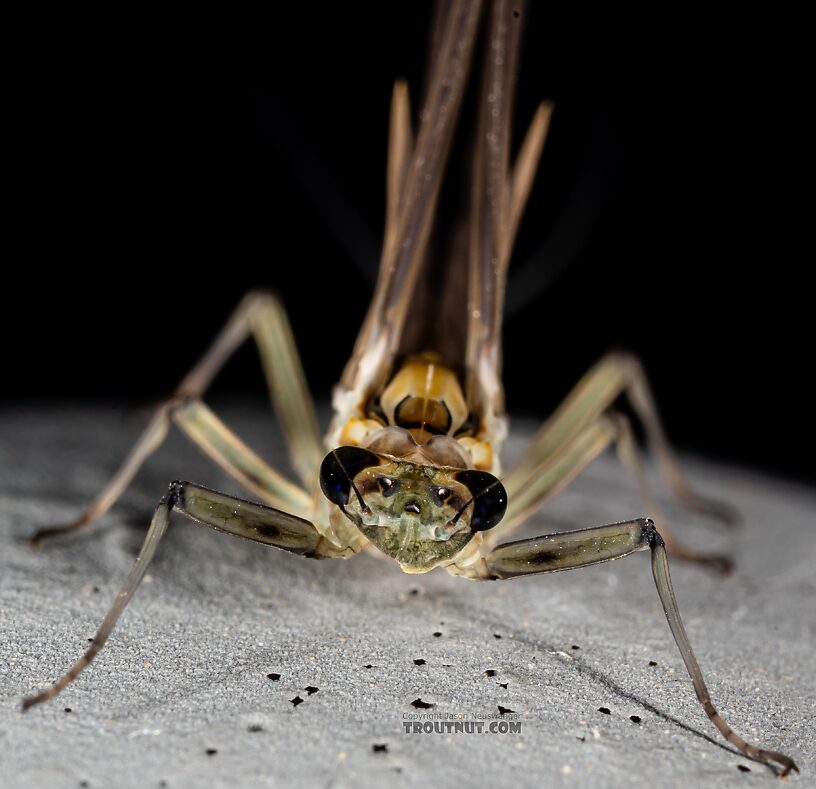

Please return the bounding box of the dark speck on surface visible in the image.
[598,707,611,715]
[432,631,442,637]
[304,686,319,695]
[291,696,304,707]
[411,698,434,709]
[483,669,497,677]
[629,715,641,724]
[413,658,426,665]
[205,749,217,756]
[372,743,388,753]
[737,765,751,773]
[497,705,514,715]
[266,672,281,681]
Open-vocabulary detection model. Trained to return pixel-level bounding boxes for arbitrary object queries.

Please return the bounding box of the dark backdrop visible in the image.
[4,4,811,483]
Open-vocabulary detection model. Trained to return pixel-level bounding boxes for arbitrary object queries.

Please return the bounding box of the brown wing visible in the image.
[333,0,484,427]
[465,0,552,443]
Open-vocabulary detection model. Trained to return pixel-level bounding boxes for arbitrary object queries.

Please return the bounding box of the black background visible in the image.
[4,4,812,482]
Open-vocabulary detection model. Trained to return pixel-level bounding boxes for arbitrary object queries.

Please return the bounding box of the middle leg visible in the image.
[486,412,731,571]
[502,351,739,528]
[30,291,322,544]
[31,396,314,546]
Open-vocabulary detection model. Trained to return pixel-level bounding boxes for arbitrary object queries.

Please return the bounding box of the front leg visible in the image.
[21,481,362,711]
[449,519,798,776]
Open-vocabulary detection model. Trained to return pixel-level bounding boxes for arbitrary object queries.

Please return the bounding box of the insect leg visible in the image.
[29,405,173,545]
[168,290,324,485]
[30,291,321,544]
[498,414,622,535]
[503,351,739,527]
[612,411,731,573]
[455,519,798,776]
[487,413,730,571]
[168,397,311,515]
[22,480,346,711]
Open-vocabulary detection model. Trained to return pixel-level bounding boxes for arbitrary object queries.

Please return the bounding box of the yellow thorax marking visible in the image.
[380,353,467,442]
[337,353,494,471]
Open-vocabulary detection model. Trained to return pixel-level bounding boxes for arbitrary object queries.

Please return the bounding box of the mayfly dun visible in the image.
[21,0,798,776]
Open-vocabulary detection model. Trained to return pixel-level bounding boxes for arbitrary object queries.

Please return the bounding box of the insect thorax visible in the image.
[331,352,496,473]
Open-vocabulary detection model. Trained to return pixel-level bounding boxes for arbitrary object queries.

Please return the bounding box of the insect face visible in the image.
[319,447,507,572]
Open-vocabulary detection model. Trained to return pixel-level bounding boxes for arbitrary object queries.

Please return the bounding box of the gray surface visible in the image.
[1,403,814,788]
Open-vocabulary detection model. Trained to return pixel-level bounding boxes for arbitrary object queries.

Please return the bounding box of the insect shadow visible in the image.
[441,591,756,766]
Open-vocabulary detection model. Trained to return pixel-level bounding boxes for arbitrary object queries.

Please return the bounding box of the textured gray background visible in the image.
[2,404,814,788]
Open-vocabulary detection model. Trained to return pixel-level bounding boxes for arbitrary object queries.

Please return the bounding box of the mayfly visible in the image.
[22,0,798,776]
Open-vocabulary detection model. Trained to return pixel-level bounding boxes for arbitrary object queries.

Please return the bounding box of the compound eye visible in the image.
[378,476,400,497]
[454,470,507,531]
[319,446,381,507]
[430,486,451,507]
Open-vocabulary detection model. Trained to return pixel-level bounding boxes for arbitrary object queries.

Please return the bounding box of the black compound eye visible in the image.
[430,486,451,506]
[454,470,507,531]
[378,476,400,497]
[320,446,381,507]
